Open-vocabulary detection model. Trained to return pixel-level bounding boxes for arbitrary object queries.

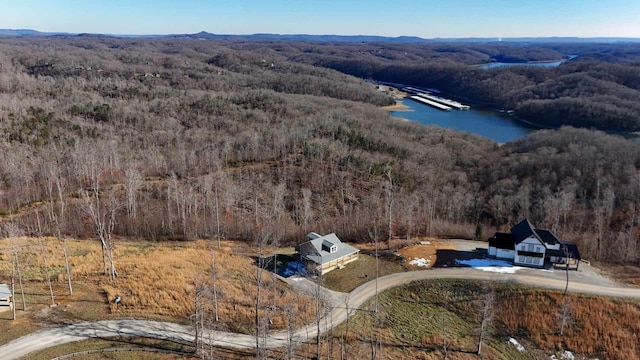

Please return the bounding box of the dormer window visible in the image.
[330,245,337,253]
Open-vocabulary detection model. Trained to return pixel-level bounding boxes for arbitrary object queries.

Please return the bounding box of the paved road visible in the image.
[2,268,640,359]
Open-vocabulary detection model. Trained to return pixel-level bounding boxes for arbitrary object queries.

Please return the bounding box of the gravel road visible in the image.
[2,267,639,359]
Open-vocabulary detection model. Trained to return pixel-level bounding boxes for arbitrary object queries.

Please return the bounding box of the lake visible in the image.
[391,99,535,143]
[478,60,565,69]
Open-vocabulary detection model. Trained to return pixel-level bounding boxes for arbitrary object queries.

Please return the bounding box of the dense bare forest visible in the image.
[248,41,640,131]
[1,37,640,264]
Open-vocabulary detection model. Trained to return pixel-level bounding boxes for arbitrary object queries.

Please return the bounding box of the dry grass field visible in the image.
[499,289,640,359]
[25,337,199,360]
[322,254,406,293]
[0,237,317,344]
[596,263,640,286]
[3,235,640,359]
[329,279,640,360]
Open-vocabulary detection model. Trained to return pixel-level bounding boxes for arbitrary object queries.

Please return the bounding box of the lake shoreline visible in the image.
[381,101,411,111]
[389,93,635,136]
[510,114,640,136]
[389,97,533,143]
[475,58,568,69]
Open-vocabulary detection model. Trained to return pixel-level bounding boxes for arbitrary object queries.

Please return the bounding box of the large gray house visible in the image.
[296,232,360,275]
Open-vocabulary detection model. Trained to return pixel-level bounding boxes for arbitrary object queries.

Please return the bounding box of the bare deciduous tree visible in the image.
[477,289,495,355]
[253,231,271,359]
[385,167,394,249]
[210,245,219,322]
[124,167,143,221]
[81,187,120,281]
[34,210,55,306]
[301,188,313,234]
[558,296,572,337]
[45,157,73,295]
[193,275,207,356]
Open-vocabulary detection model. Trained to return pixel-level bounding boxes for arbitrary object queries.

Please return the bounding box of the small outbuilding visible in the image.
[296,232,360,275]
[0,284,13,312]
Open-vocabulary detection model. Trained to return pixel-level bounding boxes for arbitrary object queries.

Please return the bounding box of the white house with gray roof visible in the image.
[296,232,360,275]
[0,284,13,312]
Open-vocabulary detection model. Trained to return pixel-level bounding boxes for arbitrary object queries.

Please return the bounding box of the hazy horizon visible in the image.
[3,0,640,38]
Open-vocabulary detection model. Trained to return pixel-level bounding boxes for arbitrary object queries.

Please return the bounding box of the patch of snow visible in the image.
[551,350,574,360]
[419,241,431,245]
[409,258,431,267]
[475,266,523,274]
[456,258,524,273]
[508,337,525,352]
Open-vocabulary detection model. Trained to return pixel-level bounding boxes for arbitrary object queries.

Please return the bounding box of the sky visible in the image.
[2,0,640,38]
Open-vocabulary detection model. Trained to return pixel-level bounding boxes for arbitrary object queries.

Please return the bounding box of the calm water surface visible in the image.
[478,60,565,69]
[391,99,535,143]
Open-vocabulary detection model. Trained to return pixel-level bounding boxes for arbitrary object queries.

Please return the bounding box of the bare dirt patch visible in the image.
[398,238,457,269]
[354,238,415,252]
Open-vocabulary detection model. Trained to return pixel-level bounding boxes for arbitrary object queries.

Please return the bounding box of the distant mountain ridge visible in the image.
[0,28,82,37]
[1,29,640,43]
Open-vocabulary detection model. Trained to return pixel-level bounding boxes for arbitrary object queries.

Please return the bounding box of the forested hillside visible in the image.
[1,37,640,264]
[248,41,640,131]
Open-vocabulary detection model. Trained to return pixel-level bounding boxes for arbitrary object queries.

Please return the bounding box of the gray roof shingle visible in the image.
[298,233,359,265]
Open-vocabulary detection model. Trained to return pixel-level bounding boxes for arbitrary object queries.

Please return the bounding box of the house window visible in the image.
[526,256,532,264]
[535,246,540,253]
[527,244,534,252]
[518,256,525,263]
[330,245,337,253]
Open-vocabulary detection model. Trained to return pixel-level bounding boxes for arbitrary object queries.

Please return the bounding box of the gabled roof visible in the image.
[0,284,11,301]
[535,229,561,246]
[510,219,544,245]
[494,219,582,263]
[489,232,515,250]
[297,233,359,265]
[561,242,582,260]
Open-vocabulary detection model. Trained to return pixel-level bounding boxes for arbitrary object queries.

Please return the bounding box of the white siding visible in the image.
[514,236,546,268]
[514,255,544,267]
[496,249,515,259]
[521,236,542,246]
[488,246,497,256]
[546,243,560,250]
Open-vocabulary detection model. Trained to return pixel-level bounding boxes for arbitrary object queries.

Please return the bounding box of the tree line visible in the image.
[0,37,639,268]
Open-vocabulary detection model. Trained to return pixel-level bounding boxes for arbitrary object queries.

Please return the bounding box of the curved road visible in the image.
[2,267,640,359]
